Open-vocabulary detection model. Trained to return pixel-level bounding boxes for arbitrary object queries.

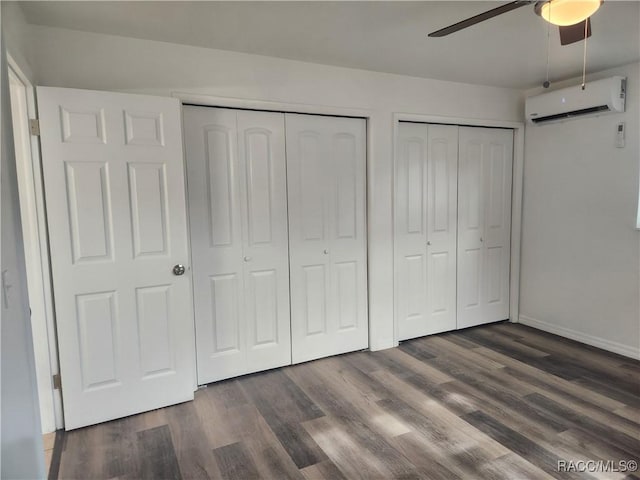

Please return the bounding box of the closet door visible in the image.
[395,123,458,341]
[286,113,368,364]
[457,127,513,329]
[184,106,290,384]
[237,111,291,374]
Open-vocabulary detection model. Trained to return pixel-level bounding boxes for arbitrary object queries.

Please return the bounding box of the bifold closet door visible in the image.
[184,106,291,384]
[286,113,368,363]
[38,87,195,429]
[457,127,513,329]
[395,122,458,341]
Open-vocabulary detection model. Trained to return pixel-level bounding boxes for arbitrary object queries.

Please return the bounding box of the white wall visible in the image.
[520,62,640,359]
[2,2,33,79]
[27,25,524,350]
[1,21,46,479]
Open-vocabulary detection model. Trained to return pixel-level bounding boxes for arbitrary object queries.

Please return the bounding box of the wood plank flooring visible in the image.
[52,323,640,480]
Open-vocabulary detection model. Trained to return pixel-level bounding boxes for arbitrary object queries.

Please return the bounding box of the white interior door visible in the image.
[395,122,458,341]
[457,126,513,329]
[183,106,291,384]
[37,87,195,430]
[286,113,368,364]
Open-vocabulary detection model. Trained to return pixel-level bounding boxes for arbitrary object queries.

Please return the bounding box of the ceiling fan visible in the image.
[428,0,602,46]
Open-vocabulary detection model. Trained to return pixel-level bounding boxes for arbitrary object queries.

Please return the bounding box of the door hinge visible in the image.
[29,119,40,136]
[52,374,61,390]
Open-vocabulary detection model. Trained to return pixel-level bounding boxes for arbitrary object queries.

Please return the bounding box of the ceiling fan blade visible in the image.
[428,1,533,37]
[559,18,592,45]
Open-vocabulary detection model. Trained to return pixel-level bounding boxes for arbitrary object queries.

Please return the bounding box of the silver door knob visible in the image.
[244,256,252,262]
[427,241,431,246]
[173,264,186,276]
[323,249,329,255]
[480,237,484,242]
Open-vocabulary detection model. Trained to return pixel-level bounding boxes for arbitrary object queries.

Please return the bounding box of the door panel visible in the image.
[287,113,368,363]
[184,107,245,382]
[65,162,113,263]
[128,163,168,257]
[244,130,274,245]
[328,118,368,352]
[406,138,426,235]
[60,107,106,143]
[486,246,504,304]
[209,274,241,354]
[38,87,195,430]
[75,291,119,390]
[399,253,427,337]
[302,264,328,336]
[428,252,449,313]
[248,269,278,345]
[396,123,428,340]
[184,107,290,383]
[457,133,485,323]
[237,110,291,374]
[334,133,358,239]
[484,134,513,322]
[136,285,173,377]
[395,123,457,341]
[461,247,482,308]
[457,127,513,328]
[425,125,458,334]
[336,261,358,330]
[299,133,326,241]
[206,126,236,247]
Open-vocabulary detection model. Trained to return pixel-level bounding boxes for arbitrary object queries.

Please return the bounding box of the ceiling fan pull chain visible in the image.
[581,18,588,90]
[544,2,551,88]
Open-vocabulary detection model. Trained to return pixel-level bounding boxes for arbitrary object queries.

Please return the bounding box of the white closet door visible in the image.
[237,111,291,375]
[286,113,368,363]
[38,87,195,429]
[457,127,513,329]
[184,106,290,384]
[395,123,458,341]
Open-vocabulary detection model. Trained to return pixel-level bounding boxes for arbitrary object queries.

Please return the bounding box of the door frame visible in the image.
[392,113,525,346]
[7,54,64,432]
[172,92,374,350]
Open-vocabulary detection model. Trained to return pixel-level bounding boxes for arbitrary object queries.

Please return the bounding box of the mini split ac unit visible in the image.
[525,76,626,125]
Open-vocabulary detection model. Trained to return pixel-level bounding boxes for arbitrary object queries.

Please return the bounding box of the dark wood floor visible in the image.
[51,323,640,480]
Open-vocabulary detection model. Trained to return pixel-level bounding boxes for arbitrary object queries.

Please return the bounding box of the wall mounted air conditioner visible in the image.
[525,76,626,125]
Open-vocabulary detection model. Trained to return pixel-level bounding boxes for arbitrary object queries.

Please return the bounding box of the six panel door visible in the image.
[457,127,513,329]
[286,113,368,363]
[183,106,291,384]
[395,122,458,341]
[37,87,196,429]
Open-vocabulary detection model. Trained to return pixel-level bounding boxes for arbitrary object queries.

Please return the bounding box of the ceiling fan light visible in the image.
[538,0,602,26]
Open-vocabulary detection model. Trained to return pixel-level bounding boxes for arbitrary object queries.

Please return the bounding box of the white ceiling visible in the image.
[18,1,640,89]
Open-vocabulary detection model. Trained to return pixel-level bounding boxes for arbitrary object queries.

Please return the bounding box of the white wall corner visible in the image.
[519,314,640,360]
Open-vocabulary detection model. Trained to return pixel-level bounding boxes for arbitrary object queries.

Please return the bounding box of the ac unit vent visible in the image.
[526,76,626,125]
[530,105,610,124]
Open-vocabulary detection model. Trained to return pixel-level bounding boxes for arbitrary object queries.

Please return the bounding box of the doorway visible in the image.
[7,57,62,433]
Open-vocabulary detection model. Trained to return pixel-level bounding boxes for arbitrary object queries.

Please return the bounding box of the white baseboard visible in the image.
[518,315,640,360]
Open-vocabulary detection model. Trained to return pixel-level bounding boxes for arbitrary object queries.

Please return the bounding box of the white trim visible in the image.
[173,92,373,118]
[510,126,525,326]
[391,112,526,346]
[171,91,387,351]
[519,314,640,360]
[7,55,63,432]
[392,113,524,131]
